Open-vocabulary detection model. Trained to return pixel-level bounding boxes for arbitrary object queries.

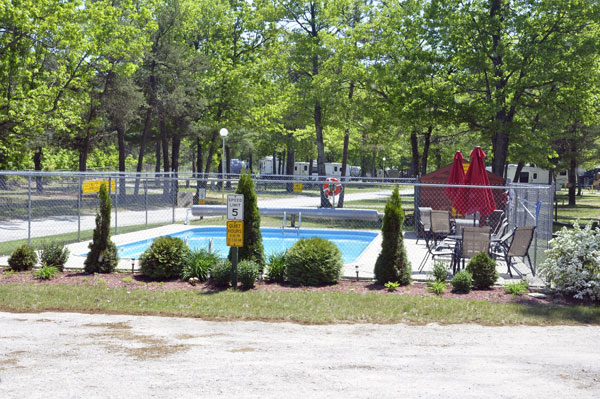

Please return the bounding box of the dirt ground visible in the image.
[0,269,558,305]
[1,311,600,398]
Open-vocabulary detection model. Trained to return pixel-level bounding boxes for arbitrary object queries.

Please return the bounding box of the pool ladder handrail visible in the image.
[208,237,213,253]
[281,211,301,235]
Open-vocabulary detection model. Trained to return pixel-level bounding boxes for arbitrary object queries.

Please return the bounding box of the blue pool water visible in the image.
[116,227,378,263]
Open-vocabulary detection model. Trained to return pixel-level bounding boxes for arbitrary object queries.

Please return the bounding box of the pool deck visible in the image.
[2,224,543,287]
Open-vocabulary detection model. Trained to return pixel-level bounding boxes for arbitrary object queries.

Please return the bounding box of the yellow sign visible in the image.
[82,180,115,194]
[226,221,244,247]
[293,183,303,193]
[198,200,206,205]
[462,163,469,174]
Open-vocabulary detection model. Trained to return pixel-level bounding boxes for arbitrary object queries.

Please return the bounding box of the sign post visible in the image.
[226,194,244,287]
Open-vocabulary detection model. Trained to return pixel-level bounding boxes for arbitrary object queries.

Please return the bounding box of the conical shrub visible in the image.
[84,183,118,273]
[374,185,411,285]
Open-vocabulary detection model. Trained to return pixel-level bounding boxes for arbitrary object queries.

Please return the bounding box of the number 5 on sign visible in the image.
[227,194,244,221]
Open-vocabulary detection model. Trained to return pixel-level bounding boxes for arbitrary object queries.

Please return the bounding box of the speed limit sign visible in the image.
[227,194,244,221]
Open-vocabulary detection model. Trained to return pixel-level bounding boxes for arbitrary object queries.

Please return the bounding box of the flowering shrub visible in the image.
[539,222,600,300]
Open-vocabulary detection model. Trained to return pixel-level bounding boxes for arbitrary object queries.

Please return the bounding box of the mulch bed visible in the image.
[0,268,579,306]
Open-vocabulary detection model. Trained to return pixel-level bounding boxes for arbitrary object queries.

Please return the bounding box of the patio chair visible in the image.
[430,209,452,246]
[491,225,536,277]
[418,210,456,272]
[416,207,432,244]
[491,219,508,241]
[486,210,505,232]
[458,226,491,270]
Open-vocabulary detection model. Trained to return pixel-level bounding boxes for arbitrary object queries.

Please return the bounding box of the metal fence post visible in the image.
[113,176,118,235]
[78,175,81,241]
[414,178,421,231]
[172,172,176,224]
[28,175,32,245]
[144,178,148,228]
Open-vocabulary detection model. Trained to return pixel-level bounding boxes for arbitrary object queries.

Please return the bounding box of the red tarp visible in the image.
[453,147,496,218]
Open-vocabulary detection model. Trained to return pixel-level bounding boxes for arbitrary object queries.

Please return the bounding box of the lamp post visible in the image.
[220,128,228,204]
[382,157,386,186]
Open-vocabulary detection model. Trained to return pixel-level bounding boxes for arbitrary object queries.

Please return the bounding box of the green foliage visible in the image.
[181,249,219,282]
[374,186,411,285]
[40,242,69,271]
[266,251,287,283]
[8,244,38,272]
[229,174,265,268]
[210,259,232,288]
[384,281,400,291]
[451,271,473,294]
[466,253,499,289]
[237,260,260,289]
[505,280,529,297]
[427,281,446,296]
[35,266,59,280]
[122,277,134,283]
[139,236,190,281]
[285,237,343,286]
[85,184,118,274]
[432,262,448,283]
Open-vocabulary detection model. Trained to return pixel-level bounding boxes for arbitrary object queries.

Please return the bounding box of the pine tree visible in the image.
[374,185,411,285]
[229,173,265,269]
[84,183,118,273]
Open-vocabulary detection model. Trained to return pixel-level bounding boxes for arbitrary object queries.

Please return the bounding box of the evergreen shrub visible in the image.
[84,183,118,273]
[40,242,69,271]
[285,237,342,286]
[466,252,498,289]
[229,173,265,269]
[140,236,190,280]
[8,244,38,271]
[451,270,473,293]
[237,259,260,289]
[374,185,411,285]
[211,259,232,288]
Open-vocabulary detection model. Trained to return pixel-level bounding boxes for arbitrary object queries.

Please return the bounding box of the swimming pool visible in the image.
[116,227,378,263]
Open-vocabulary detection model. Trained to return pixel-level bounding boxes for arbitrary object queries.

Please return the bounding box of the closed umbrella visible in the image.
[445,151,465,201]
[453,146,496,218]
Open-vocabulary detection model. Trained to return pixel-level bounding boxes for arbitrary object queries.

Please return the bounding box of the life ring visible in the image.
[323,177,342,197]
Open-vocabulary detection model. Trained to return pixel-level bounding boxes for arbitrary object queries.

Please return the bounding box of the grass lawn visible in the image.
[554,190,600,223]
[0,283,598,325]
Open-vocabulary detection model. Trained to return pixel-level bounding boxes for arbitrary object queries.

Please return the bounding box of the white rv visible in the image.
[506,164,552,184]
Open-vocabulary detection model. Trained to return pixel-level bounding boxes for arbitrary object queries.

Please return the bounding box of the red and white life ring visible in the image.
[323,177,343,197]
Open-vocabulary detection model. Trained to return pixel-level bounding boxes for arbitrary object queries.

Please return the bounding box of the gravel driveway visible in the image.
[1,312,599,398]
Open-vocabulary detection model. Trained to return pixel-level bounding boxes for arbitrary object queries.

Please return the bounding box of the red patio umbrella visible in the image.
[453,146,496,218]
[445,151,466,201]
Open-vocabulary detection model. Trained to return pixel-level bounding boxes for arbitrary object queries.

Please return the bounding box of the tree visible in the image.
[84,183,118,273]
[229,173,265,269]
[374,185,411,285]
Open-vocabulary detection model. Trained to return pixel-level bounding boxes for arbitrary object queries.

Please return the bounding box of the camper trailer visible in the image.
[259,157,356,179]
[506,164,552,184]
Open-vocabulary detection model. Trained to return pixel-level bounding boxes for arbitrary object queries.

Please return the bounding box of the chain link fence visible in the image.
[0,171,553,277]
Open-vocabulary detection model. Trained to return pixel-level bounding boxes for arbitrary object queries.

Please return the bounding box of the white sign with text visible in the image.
[227,194,244,221]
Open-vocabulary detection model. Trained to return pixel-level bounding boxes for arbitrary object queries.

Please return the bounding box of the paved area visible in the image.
[1,311,599,398]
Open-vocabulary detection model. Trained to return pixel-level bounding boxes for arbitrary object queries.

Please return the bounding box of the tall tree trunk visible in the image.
[204,129,218,176]
[338,82,354,208]
[33,147,43,193]
[154,139,161,188]
[409,131,420,177]
[116,124,126,200]
[134,60,156,196]
[285,149,295,192]
[568,142,577,206]
[512,160,525,183]
[371,151,376,178]
[225,145,231,188]
[161,119,170,198]
[248,152,253,175]
[196,137,204,197]
[420,126,432,176]
[272,152,277,174]
[171,134,181,200]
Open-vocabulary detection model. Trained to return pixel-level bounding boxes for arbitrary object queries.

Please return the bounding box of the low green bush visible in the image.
[466,252,499,289]
[432,262,448,282]
[210,259,232,288]
[427,280,446,295]
[181,249,219,282]
[35,265,59,280]
[266,251,287,283]
[8,244,38,271]
[384,281,400,291]
[40,242,69,271]
[285,237,343,286]
[505,280,529,297]
[451,270,473,293]
[139,236,190,280]
[237,260,260,289]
